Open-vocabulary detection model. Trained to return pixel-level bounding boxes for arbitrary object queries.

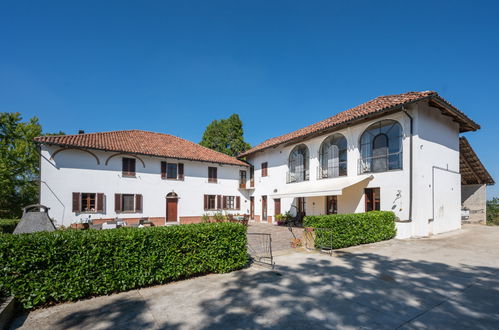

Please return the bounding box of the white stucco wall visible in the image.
[40,145,249,227]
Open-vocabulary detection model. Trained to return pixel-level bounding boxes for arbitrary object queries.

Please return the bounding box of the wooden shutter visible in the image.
[135,194,143,212]
[204,195,208,210]
[274,198,281,215]
[178,163,184,180]
[161,161,167,179]
[115,194,122,213]
[97,193,104,212]
[236,196,241,210]
[262,162,268,177]
[72,192,80,212]
[217,195,222,210]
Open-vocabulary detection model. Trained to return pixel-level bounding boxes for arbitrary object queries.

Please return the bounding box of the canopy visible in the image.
[270,175,374,198]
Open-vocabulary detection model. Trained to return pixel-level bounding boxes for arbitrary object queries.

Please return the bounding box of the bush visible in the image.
[0,222,247,309]
[0,219,19,234]
[303,211,396,249]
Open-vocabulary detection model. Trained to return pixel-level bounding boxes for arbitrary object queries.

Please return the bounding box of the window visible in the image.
[274,198,281,216]
[114,193,143,213]
[239,170,247,188]
[224,196,235,209]
[326,196,338,214]
[122,157,136,176]
[208,167,217,183]
[204,195,217,210]
[319,134,347,179]
[360,120,402,173]
[288,144,309,183]
[365,188,380,212]
[250,166,255,187]
[72,192,104,213]
[161,162,184,180]
[261,162,268,177]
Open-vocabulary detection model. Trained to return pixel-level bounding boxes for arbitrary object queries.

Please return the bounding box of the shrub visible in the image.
[0,222,247,309]
[0,219,19,234]
[303,211,396,249]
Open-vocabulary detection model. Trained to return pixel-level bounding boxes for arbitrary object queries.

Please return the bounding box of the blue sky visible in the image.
[1,1,498,197]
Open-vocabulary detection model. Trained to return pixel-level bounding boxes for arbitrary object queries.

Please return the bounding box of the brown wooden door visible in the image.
[274,198,281,216]
[297,197,306,223]
[250,196,254,219]
[262,196,267,222]
[166,198,178,222]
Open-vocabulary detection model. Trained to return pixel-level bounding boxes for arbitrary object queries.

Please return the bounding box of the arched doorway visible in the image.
[166,192,179,223]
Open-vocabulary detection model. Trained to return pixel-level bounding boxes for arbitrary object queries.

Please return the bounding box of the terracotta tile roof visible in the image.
[460,137,494,185]
[240,91,479,157]
[35,130,248,167]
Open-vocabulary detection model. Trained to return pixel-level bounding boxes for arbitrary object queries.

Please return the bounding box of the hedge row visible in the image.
[0,222,248,309]
[303,211,397,249]
[0,219,19,234]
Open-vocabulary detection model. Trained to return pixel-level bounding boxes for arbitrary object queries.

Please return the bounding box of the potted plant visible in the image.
[275,214,285,226]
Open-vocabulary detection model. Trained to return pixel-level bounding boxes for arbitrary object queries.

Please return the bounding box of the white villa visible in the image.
[36,91,494,238]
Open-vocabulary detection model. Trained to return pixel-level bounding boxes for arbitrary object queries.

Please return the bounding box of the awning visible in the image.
[270,175,374,198]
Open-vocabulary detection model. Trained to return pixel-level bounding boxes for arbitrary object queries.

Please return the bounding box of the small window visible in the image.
[122,158,136,176]
[122,194,135,212]
[250,166,255,187]
[261,162,268,177]
[167,163,178,179]
[205,195,217,210]
[81,193,96,212]
[239,170,247,188]
[208,167,217,183]
[72,192,104,213]
[365,188,380,212]
[225,196,235,210]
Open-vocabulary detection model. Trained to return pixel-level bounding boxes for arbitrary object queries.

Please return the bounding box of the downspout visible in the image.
[401,107,413,222]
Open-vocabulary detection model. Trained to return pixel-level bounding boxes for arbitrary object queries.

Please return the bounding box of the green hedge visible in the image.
[0,219,19,234]
[0,222,247,309]
[303,211,397,249]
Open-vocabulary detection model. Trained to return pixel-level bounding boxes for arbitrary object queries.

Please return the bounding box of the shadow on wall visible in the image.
[14,252,499,329]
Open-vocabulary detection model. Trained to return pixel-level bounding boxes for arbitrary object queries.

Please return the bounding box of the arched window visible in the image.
[319,133,347,178]
[360,120,403,173]
[288,144,309,183]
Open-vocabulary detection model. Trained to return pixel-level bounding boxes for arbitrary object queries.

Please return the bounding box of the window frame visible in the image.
[122,157,136,177]
[261,162,268,177]
[319,133,348,179]
[365,188,381,212]
[208,167,218,183]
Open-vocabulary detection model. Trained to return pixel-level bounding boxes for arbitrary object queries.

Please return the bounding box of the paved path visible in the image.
[247,222,303,252]
[11,225,499,329]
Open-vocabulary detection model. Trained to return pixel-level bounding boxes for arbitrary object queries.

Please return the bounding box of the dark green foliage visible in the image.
[200,114,251,157]
[487,197,499,225]
[0,219,19,233]
[0,222,248,309]
[304,211,397,249]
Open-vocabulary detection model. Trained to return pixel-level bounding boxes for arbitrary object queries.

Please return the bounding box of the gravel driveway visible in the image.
[10,225,499,329]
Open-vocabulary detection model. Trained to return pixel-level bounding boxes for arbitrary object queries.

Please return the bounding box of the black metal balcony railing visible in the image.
[358,151,402,174]
[286,169,309,183]
[317,163,347,179]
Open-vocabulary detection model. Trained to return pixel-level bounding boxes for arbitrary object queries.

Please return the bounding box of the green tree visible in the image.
[0,113,42,218]
[200,114,251,157]
[487,197,499,225]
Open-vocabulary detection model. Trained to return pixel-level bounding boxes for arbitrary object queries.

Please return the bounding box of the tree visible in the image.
[487,197,499,225]
[200,114,251,157]
[0,113,42,218]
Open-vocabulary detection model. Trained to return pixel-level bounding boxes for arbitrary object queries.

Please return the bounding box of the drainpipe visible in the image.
[401,107,413,222]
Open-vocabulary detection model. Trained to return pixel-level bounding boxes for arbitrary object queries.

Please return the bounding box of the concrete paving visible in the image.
[10,225,499,329]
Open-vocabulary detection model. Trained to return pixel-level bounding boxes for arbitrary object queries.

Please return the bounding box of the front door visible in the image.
[326,196,338,214]
[262,196,267,222]
[297,197,306,223]
[166,198,178,222]
[250,196,254,220]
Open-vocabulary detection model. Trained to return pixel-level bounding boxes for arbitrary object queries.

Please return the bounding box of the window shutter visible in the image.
[135,194,143,212]
[217,195,222,210]
[204,195,208,210]
[223,196,227,210]
[72,192,80,212]
[161,161,167,178]
[122,158,127,174]
[178,163,184,180]
[130,159,136,175]
[115,194,122,213]
[97,193,104,212]
[236,196,240,210]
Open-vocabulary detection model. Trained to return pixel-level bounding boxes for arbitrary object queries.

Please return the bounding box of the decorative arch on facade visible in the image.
[51,147,100,165]
[104,153,146,168]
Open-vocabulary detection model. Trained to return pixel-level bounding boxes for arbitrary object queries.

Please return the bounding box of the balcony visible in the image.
[286,169,309,183]
[317,163,347,180]
[358,151,402,174]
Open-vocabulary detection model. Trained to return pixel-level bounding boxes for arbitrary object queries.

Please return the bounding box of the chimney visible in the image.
[78,130,85,134]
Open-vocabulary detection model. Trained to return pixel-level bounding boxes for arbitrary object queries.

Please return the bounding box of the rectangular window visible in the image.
[239,170,247,188]
[167,163,178,179]
[225,196,235,210]
[326,196,338,215]
[261,162,268,177]
[205,195,217,210]
[122,158,136,176]
[274,198,281,216]
[250,166,255,187]
[208,167,217,183]
[365,188,381,212]
[72,192,104,213]
[114,193,142,213]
